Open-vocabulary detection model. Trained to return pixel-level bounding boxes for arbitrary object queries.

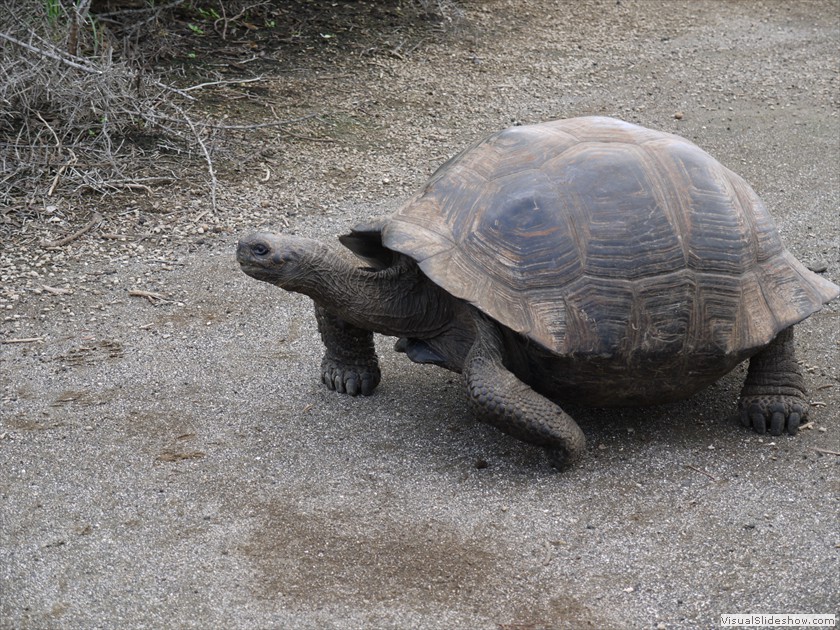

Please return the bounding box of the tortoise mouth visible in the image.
[238,260,268,275]
[237,257,279,282]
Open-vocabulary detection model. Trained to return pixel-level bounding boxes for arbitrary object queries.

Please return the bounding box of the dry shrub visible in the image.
[0,0,202,207]
[0,0,460,211]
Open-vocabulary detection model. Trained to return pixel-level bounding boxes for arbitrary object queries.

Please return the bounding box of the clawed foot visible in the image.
[321,355,381,396]
[738,395,808,436]
[314,305,381,396]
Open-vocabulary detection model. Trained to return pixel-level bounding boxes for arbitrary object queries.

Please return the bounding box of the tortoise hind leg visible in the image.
[315,305,381,396]
[739,326,808,436]
[463,312,586,469]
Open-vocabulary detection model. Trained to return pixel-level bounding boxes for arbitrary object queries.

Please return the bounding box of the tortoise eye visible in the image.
[251,243,270,256]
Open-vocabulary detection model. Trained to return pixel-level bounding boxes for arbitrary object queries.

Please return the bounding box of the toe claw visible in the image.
[768,403,786,436]
[345,377,359,396]
[360,377,375,396]
[787,412,801,435]
[769,411,785,436]
[750,406,766,434]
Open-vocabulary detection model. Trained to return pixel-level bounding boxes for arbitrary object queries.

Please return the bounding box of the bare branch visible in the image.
[192,113,323,130]
[214,2,270,40]
[0,31,103,75]
[1,337,45,344]
[40,212,103,248]
[171,103,218,212]
[95,0,185,18]
[182,76,267,92]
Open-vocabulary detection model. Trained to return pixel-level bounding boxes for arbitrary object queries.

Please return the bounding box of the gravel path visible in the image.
[1,1,838,628]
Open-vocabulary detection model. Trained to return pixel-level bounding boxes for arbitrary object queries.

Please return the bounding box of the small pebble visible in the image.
[674,111,684,119]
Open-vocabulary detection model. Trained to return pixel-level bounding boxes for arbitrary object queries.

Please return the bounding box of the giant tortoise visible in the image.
[237,116,839,468]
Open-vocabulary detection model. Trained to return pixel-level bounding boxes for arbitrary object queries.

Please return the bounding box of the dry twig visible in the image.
[1,337,45,344]
[685,464,720,482]
[128,289,171,304]
[811,447,840,456]
[0,31,102,74]
[40,212,103,248]
[214,1,270,40]
[182,76,266,92]
[171,103,218,211]
[42,285,73,295]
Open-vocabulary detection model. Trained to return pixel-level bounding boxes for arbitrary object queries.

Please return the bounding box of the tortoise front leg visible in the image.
[739,326,808,435]
[463,312,586,469]
[314,304,381,396]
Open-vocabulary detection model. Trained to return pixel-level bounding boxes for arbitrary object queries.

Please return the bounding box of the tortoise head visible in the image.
[237,231,315,288]
[237,227,468,346]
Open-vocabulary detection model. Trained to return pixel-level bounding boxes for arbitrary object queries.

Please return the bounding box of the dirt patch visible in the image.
[244,499,498,605]
[241,497,607,628]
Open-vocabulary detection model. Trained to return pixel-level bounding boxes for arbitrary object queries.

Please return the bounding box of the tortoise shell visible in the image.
[382,116,838,360]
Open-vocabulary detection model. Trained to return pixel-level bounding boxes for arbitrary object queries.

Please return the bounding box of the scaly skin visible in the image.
[739,326,808,435]
[315,305,381,396]
[463,313,586,469]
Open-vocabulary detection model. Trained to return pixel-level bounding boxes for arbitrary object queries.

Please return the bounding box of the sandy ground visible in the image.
[1,1,839,628]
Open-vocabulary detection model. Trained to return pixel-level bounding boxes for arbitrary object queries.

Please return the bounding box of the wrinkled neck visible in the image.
[285,244,453,338]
